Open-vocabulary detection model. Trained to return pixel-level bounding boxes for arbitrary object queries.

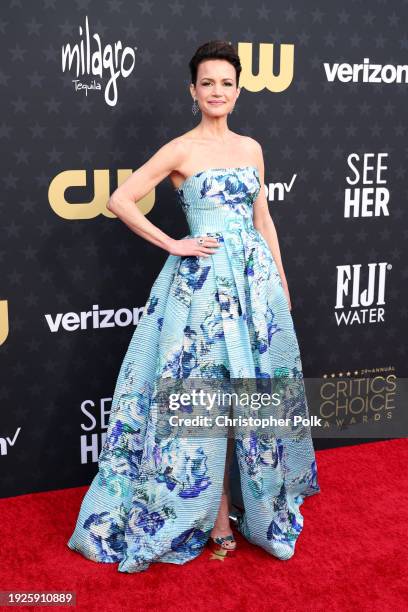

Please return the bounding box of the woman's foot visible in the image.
[209,440,237,554]
[209,523,237,551]
[210,531,236,551]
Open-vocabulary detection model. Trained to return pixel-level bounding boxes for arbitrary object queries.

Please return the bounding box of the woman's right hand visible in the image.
[168,236,221,258]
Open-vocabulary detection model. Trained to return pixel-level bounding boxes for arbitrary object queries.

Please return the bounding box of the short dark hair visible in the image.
[189,40,242,87]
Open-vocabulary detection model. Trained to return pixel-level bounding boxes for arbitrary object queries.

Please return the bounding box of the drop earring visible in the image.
[192,98,200,115]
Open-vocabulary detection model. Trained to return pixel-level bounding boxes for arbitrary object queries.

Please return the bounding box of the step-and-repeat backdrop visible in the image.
[1,1,407,497]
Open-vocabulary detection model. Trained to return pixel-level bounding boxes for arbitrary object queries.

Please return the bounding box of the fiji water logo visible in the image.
[61,15,137,107]
[335,262,391,326]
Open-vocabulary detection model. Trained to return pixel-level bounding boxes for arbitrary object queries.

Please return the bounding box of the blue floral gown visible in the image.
[67,165,320,573]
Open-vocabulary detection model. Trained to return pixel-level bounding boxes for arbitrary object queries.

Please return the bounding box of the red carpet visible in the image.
[1,439,407,612]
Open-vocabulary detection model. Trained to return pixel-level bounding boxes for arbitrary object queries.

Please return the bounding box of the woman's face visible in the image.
[191,59,239,116]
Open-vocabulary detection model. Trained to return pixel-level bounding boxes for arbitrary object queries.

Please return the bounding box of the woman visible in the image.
[67,40,320,573]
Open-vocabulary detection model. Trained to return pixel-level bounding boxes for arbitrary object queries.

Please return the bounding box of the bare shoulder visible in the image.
[240,134,263,156]
[227,132,262,158]
[239,136,264,174]
[161,132,195,159]
[162,131,200,165]
[144,133,194,180]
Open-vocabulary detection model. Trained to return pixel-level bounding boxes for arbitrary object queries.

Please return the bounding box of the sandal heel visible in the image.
[208,534,237,557]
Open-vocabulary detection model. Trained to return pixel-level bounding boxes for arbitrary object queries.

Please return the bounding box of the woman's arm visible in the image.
[107,139,184,253]
[250,138,292,309]
[107,139,219,258]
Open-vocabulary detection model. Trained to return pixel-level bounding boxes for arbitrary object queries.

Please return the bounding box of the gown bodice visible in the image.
[174,165,261,237]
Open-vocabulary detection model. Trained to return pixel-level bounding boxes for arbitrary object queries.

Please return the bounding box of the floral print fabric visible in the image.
[67,166,320,572]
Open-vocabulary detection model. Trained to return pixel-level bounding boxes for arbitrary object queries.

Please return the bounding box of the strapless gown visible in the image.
[67,165,320,573]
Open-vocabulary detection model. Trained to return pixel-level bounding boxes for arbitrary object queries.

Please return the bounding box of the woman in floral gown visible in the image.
[67,40,320,573]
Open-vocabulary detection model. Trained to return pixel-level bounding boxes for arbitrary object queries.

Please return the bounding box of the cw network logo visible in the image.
[48,169,155,220]
[44,304,146,332]
[238,42,294,92]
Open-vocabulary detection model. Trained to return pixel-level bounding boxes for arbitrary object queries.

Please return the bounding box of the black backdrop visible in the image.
[1,0,407,498]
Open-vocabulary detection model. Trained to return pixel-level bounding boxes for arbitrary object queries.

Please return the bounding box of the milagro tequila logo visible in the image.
[335,262,391,326]
[61,15,137,106]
